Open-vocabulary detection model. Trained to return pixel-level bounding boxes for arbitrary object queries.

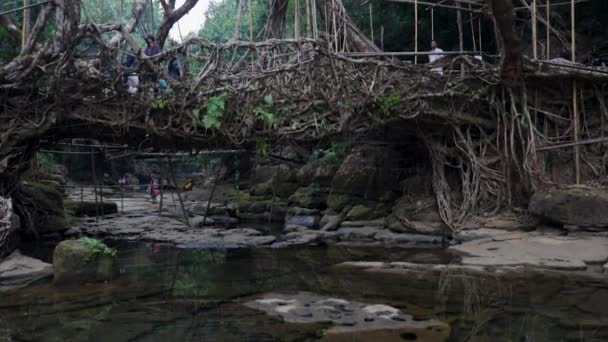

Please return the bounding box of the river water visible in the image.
[1,242,608,341]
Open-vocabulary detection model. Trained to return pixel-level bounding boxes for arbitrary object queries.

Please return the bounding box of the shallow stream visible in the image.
[1,242,608,341]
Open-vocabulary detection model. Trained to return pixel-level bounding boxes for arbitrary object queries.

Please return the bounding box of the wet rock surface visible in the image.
[245,292,450,342]
[0,250,53,291]
[450,232,608,270]
[53,240,116,285]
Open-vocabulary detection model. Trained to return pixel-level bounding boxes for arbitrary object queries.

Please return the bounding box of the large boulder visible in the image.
[251,164,296,184]
[53,239,117,285]
[390,195,446,235]
[15,182,69,234]
[329,146,398,200]
[296,157,340,187]
[529,186,608,228]
[288,187,328,209]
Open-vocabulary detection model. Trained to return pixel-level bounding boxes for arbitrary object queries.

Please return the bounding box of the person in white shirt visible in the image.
[428,40,445,75]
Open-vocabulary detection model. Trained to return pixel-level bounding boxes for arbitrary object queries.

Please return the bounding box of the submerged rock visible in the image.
[53,239,117,285]
[245,292,450,342]
[529,186,608,229]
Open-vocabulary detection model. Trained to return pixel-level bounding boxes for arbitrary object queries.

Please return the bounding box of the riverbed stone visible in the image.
[450,233,608,270]
[346,205,374,221]
[529,186,608,228]
[245,292,450,342]
[272,231,320,248]
[320,215,341,231]
[0,250,53,291]
[340,219,385,228]
[286,215,320,229]
[288,187,328,209]
[326,194,355,212]
[335,227,382,241]
[387,218,443,236]
[53,239,117,285]
[374,230,444,245]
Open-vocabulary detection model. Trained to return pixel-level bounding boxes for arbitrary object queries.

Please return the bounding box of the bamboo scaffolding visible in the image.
[414,0,418,64]
[546,0,550,58]
[532,0,537,59]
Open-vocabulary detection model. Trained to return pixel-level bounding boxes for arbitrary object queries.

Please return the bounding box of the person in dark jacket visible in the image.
[144,35,161,57]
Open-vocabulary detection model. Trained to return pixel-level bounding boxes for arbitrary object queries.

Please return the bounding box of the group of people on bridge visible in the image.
[123,35,182,95]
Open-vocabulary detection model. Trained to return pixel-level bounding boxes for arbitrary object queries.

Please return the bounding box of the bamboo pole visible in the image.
[22,0,31,51]
[381,25,384,51]
[90,147,99,222]
[414,0,418,64]
[573,80,580,184]
[369,2,374,43]
[431,8,434,41]
[202,162,223,226]
[305,0,311,38]
[571,0,575,62]
[167,157,190,227]
[312,0,318,40]
[532,0,538,59]
[248,0,253,42]
[469,4,476,51]
[158,174,164,216]
[546,0,550,58]
[478,17,482,53]
[295,0,300,39]
[456,0,464,77]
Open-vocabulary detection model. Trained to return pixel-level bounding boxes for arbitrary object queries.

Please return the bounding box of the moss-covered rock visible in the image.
[53,239,117,285]
[14,182,70,234]
[327,194,356,212]
[346,205,375,221]
[329,146,398,200]
[288,187,328,209]
[296,157,340,187]
[250,180,300,199]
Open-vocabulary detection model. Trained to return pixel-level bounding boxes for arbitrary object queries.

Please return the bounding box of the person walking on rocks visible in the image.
[148,174,161,203]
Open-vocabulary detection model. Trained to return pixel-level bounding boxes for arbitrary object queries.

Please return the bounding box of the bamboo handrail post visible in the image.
[167,157,190,227]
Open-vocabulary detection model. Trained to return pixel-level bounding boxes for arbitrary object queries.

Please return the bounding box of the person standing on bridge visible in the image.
[428,40,445,76]
[144,35,161,57]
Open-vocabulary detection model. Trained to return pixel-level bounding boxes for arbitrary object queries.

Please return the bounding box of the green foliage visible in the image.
[194,93,226,129]
[375,92,401,115]
[256,139,269,156]
[311,143,347,162]
[199,0,267,42]
[79,237,116,257]
[152,98,169,110]
[254,95,275,129]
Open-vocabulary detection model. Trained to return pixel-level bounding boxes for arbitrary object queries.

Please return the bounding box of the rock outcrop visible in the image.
[529,186,608,229]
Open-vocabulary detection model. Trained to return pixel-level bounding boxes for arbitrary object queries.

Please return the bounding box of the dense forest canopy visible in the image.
[2,0,608,64]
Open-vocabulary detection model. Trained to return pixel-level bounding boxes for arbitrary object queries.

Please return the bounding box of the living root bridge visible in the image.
[1,1,608,231]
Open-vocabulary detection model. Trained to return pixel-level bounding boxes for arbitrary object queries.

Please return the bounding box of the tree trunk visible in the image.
[265,0,289,39]
[315,0,379,52]
[486,0,523,84]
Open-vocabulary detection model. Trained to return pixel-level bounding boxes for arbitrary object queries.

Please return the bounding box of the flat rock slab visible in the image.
[0,250,53,291]
[450,234,608,270]
[245,292,449,342]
